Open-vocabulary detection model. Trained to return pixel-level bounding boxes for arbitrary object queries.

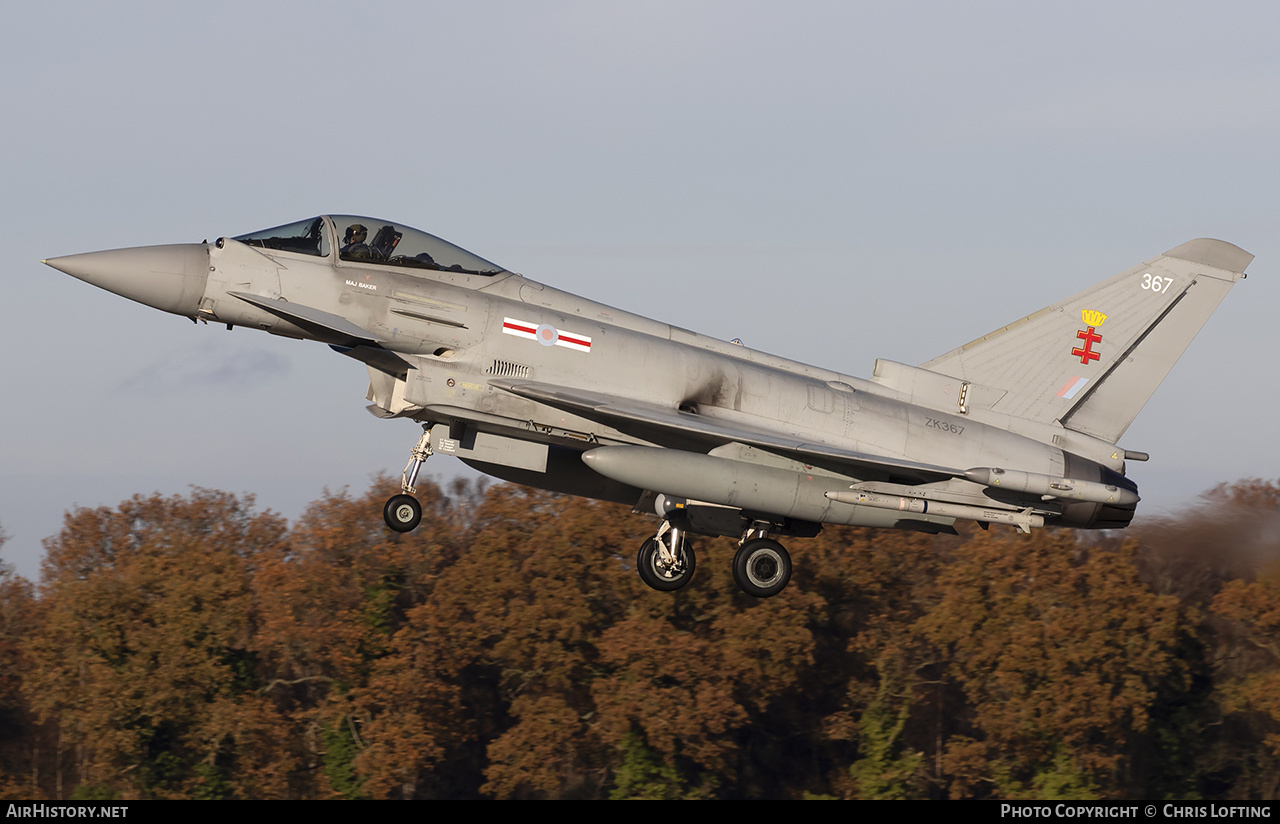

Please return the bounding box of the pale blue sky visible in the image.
[4,1,1278,579]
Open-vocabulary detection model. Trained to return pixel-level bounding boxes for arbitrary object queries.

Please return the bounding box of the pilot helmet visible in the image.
[344,224,368,244]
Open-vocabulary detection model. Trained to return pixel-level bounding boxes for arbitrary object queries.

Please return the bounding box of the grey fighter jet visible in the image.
[44,217,1252,597]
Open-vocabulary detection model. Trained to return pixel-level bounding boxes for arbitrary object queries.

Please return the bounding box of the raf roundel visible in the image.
[536,324,559,346]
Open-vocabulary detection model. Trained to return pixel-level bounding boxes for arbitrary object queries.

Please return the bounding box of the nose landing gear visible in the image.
[383,426,432,533]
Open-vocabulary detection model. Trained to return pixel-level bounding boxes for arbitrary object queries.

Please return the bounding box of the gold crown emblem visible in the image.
[1081,309,1108,326]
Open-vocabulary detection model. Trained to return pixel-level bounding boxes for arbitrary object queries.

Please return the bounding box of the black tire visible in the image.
[636,536,696,592]
[383,494,422,533]
[732,538,792,598]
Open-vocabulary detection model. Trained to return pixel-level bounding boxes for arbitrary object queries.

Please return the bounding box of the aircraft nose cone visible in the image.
[43,243,209,316]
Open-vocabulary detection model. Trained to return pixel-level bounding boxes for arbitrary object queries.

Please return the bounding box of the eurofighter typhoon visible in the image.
[44,217,1252,597]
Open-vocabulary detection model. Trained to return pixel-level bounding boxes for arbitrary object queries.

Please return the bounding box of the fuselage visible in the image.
[47,216,1260,596]
[45,215,1141,538]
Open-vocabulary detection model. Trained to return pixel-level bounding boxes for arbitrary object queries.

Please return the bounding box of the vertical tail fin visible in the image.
[921,239,1252,443]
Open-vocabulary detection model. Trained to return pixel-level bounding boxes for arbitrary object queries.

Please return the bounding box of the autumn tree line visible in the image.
[0,476,1279,800]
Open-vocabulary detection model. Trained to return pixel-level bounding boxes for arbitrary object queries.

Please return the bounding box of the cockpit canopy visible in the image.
[233,215,507,276]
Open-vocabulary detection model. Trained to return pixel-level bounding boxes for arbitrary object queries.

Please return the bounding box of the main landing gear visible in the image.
[634,521,793,598]
[732,526,792,598]
[383,426,432,533]
[636,520,696,591]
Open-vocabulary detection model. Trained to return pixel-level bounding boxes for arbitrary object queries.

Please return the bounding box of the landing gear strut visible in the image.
[732,525,792,598]
[383,426,432,533]
[636,520,696,591]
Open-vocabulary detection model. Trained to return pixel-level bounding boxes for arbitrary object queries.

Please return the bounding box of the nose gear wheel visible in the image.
[384,494,422,532]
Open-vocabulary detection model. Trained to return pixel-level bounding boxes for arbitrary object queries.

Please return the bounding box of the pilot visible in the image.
[340,224,372,260]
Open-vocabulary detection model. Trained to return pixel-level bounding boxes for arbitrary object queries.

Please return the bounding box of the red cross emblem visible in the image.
[1072,326,1102,364]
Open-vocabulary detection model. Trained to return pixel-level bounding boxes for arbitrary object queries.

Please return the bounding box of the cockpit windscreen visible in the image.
[232,216,508,276]
[234,218,329,257]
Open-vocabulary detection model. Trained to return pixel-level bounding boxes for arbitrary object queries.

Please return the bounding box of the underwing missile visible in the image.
[823,489,1043,533]
[964,467,1140,506]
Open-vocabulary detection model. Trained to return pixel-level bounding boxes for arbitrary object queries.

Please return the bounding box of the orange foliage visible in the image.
[4,476,1280,799]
